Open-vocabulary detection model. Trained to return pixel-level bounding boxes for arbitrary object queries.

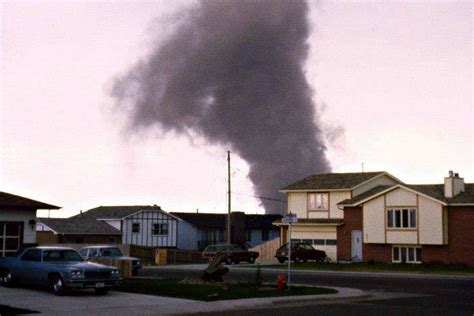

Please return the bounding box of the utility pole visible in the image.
[227,150,231,244]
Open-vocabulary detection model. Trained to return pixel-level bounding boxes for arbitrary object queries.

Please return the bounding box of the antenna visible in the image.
[227,151,232,243]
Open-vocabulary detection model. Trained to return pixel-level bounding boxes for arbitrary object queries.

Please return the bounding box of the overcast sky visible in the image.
[1,1,472,218]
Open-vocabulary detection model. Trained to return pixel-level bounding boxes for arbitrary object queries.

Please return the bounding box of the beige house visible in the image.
[274,172,401,261]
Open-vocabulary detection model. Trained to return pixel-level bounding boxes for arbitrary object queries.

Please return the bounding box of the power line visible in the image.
[232,192,287,203]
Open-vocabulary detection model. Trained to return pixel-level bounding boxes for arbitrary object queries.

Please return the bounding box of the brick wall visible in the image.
[446,206,474,266]
[337,207,362,261]
[363,244,392,262]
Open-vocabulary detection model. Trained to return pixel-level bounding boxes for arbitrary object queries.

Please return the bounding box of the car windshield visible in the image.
[299,244,314,250]
[100,248,123,257]
[43,250,85,262]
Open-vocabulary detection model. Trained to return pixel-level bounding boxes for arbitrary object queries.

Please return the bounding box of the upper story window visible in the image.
[387,208,416,228]
[308,193,329,210]
[152,223,168,236]
[132,223,140,234]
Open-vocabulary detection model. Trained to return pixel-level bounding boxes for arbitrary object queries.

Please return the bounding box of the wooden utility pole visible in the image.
[227,151,232,243]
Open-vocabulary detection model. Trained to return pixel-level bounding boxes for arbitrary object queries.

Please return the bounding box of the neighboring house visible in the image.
[277,171,474,266]
[71,205,181,248]
[0,191,60,257]
[37,217,122,244]
[171,212,281,251]
[275,172,403,261]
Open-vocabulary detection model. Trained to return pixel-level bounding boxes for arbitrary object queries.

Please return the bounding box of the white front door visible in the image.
[351,230,362,261]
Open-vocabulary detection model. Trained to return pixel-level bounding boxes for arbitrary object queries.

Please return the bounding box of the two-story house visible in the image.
[275,172,401,261]
[277,171,474,266]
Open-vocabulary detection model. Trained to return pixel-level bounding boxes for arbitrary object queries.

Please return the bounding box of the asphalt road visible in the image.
[140,267,474,316]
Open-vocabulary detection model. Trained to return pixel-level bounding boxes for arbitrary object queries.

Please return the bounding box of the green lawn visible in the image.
[247,262,474,275]
[117,278,337,301]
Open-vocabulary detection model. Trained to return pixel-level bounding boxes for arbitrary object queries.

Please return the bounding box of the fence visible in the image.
[250,237,280,263]
[162,249,207,264]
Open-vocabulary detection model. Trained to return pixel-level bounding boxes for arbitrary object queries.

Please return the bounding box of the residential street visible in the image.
[141,265,474,316]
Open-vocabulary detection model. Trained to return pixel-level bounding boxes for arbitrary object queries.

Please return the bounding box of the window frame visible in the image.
[152,223,168,236]
[132,223,140,234]
[392,245,422,263]
[387,208,417,229]
[307,192,329,211]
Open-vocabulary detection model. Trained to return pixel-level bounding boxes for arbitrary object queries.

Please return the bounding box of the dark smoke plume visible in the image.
[112,0,331,214]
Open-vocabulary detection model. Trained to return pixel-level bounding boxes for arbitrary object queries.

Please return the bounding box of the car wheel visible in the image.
[132,268,139,277]
[277,257,286,264]
[225,257,233,265]
[50,275,67,296]
[95,288,109,295]
[293,256,300,263]
[248,256,256,264]
[2,271,14,287]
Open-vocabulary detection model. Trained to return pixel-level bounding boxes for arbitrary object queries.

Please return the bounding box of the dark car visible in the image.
[0,247,121,295]
[79,246,142,276]
[275,242,327,263]
[202,244,259,264]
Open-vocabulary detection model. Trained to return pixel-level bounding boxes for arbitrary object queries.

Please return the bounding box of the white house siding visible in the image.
[176,221,199,250]
[418,196,444,245]
[0,209,37,244]
[386,188,417,206]
[352,174,398,197]
[289,225,338,262]
[329,191,351,219]
[123,211,178,247]
[363,196,385,243]
[288,192,307,219]
[387,231,417,244]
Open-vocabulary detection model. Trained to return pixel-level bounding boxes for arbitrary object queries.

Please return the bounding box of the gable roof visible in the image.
[0,192,60,209]
[38,217,121,235]
[73,205,166,220]
[338,183,474,207]
[280,172,392,191]
[245,214,282,230]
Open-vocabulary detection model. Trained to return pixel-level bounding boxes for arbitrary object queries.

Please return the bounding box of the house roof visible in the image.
[170,212,282,230]
[245,214,282,230]
[280,172,390,191]
[0,191,60,209]
[73,205,164,220]
[38,217,122,235]
[338,183,474,206]
[171,212,226,229]
[273,218,344,226]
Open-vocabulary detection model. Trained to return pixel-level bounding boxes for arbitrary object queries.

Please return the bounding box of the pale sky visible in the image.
[1,1,472,218]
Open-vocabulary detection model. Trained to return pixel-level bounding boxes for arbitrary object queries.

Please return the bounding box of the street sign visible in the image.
[282,213,298,223]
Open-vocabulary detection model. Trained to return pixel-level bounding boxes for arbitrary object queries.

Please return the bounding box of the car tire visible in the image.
[50,275,67,296]
[277,257,286,264]
[225,257,233,265]
[132,268,139,277]
[248,256,256,264]
[95,288,109,295]
[2,270,14,287]
[293,256,300,263]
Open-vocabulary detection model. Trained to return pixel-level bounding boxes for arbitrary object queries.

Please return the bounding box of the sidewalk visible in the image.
[0,284,368,315]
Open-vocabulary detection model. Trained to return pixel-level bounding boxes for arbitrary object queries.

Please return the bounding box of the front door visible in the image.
[351,230,362,261]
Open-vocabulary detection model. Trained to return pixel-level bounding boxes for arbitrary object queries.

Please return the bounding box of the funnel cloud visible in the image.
[112,0,331,214]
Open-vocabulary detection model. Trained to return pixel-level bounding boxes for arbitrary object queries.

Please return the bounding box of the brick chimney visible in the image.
[444,170,465,198]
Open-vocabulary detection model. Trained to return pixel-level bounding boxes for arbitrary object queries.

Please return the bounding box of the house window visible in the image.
[132,223,140,234]
[392,246,422,263]
[313,239,325,245]
[261,229,269,241]
[387,208,416,228]
[308,193,328,210]
[325,239,337,246]
[152,223,168,236]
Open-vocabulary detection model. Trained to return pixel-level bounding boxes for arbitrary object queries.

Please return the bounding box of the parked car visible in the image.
[79,246,141,276]
[275,242,327,263]
[202,244,259,264]
[0,247,121,295]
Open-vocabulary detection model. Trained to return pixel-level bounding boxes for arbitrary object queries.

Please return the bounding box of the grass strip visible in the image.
[117,278,337,301]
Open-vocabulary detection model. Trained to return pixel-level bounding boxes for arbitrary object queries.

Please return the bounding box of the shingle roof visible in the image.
[73,205,163,220]
[171,212,225,229]
[281,172,388,191]
[273,218,344,225]
[170,212,282,230]
[338,183,474,206]
[0,192,60,209]
[338,185,395,205]
[38,217,122,235]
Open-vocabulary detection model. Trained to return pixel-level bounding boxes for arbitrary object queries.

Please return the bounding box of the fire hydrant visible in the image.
[276,275,286,290]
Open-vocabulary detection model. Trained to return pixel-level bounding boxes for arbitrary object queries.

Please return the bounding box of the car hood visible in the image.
[104,256,140,261]
[50,261,115,270]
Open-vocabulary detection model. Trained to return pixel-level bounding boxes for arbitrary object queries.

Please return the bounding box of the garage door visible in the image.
[0,222,23,257]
